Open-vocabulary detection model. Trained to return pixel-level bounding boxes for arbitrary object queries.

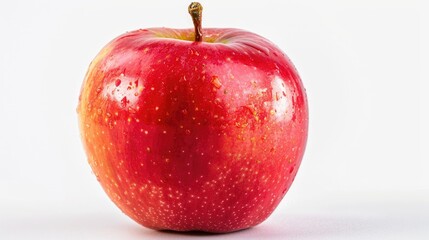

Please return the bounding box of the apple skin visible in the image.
[78,28,308,233]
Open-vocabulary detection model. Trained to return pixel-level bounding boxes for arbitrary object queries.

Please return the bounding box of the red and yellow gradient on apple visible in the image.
[78,2,308,233]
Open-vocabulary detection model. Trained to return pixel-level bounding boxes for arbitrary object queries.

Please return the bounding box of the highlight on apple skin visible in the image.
[77,2,308,233]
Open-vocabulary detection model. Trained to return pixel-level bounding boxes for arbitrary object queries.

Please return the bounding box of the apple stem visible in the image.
[188,2,203,42]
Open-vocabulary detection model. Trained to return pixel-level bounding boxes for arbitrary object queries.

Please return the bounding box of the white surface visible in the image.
[0,0,428,239]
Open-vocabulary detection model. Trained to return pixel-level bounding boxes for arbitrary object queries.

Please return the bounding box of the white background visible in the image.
[0,0,428,239]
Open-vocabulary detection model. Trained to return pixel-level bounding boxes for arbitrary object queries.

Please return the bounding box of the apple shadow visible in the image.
[132,215,370,239]
[132,212,429,239]
[3,211,427,239]
[156,225,257,237]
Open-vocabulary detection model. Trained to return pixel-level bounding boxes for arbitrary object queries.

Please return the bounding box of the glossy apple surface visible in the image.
[78,27,308,232]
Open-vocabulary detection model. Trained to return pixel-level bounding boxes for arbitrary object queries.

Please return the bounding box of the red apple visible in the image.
[78,2,308,233]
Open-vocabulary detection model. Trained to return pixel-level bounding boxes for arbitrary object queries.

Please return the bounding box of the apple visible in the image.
[78,2,308,233]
